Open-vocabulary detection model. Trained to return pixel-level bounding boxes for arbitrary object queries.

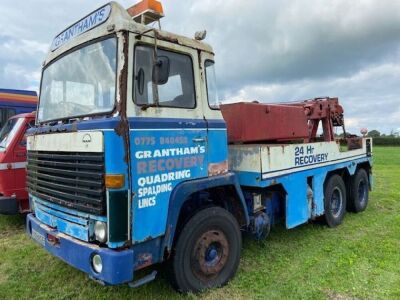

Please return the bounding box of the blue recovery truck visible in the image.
[26,1,373,293]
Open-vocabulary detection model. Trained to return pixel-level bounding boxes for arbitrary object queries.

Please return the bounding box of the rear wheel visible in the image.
[170,206,241,293]
[348,168,369,213]
[324,174,347,227]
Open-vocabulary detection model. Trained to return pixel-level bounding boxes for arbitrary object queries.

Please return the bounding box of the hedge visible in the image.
[372,137,400,146]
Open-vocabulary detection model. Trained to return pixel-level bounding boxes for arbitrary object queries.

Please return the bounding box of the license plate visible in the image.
[32,229,45,246]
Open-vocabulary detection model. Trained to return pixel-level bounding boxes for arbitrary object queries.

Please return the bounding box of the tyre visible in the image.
[324,174,347,227]
[170,206,241,293]
[348,168,369,213]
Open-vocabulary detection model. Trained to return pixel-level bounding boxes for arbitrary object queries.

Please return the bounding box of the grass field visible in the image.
[0,147,399,299]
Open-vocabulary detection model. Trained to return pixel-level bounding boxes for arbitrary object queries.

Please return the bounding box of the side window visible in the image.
[28,120,36,128]
[134,46,196,109]
[20,120,35,148]
[205,60,220,109]
[19,135,27,148]
[0,108,16,128]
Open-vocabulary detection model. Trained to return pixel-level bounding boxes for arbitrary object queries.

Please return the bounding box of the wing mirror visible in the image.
[152,56,170,85]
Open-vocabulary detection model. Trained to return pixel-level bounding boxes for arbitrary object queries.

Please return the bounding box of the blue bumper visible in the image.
[26,213,134,285]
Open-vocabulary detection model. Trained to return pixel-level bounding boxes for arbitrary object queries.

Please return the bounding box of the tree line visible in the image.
[366,129,400,146]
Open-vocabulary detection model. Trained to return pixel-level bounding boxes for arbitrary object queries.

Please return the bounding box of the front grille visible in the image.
[27,151,106,215]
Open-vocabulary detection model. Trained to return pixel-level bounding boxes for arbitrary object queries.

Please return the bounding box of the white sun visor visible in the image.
[51,4,112,51]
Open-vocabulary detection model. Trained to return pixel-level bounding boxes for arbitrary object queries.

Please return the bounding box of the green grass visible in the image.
[0,147,399,299]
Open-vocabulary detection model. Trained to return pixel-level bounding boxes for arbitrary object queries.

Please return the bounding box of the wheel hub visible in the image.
[205,246,218,262]
[331,187,343,218]
[191,229,229,280]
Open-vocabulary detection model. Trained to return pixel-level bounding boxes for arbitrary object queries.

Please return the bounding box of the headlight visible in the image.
[92,254,103,273]
[94,221,108,243]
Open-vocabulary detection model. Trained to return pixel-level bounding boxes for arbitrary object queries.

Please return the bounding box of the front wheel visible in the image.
[324,174,347,227]
[170,206,242,293]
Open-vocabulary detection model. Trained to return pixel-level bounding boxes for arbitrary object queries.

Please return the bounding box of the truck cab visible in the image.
[0,112,35,214]
[26,1,236,290]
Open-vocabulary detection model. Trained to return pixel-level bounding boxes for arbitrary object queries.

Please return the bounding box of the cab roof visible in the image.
[9,112,36,120]
[44,1,214,65]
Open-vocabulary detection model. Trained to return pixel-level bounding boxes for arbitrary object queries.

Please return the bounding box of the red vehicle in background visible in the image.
[0,112,35,214]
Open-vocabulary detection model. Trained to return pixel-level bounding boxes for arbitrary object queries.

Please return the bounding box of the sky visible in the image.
[0,0,399,134]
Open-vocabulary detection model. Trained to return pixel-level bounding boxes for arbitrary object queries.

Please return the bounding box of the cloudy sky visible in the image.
[0,0,399,134]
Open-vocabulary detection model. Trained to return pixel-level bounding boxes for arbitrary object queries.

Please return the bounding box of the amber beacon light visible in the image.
[127,0,164,25]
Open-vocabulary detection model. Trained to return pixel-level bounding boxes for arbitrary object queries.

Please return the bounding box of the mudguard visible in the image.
[161,172,249,255]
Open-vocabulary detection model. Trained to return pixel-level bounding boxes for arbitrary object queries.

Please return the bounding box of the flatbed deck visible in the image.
[229,138,371,181]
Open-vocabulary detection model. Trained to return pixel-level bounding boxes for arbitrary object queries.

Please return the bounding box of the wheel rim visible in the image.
[331,187,343,218]
[191,229,229,281]
[358,180,367,205]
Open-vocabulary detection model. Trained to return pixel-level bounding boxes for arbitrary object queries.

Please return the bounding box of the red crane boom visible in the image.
[220,97,345,144]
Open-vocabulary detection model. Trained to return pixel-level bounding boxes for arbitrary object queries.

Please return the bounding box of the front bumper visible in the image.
[0,196,18,215]
[26,213,134,285]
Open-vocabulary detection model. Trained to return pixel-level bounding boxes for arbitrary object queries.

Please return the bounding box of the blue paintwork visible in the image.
[127,117,229,243]
[108,239,126,249]
[0,88,37,96]
[35,206,90,242]
[28,116,230,245]
[32,196,106,222]
[129,118,209,243]
[27,117,121,135]
[27,214,134,285]
[31,196,106,242]
[265,192,283,225]
[131,237,163,270]
[35,200,88,226]
[206,247,218,262]
[234,157,372,228]
[129,117,226,129]
[207,129,228,164]
[27,116,225,135]
[0,100,36,109]
[250,212,270,240]
[103,130,129,189]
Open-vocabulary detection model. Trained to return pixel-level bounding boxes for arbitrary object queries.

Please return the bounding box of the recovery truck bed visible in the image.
[229,139,372,228]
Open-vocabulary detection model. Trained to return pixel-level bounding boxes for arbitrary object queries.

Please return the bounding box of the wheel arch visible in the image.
[355,161,372,190]
[161,172,249,260]
[325,167,351,188]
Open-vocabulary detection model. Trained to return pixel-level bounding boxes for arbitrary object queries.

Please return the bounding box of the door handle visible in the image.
[192,138,206,143]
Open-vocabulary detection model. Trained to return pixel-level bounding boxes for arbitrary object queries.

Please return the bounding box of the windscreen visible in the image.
[38,37,117,122]
[0,118,24,150]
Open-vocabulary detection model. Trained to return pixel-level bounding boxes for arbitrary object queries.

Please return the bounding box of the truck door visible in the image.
[12,119,30,197]
[129,39,208,243]
[199,52,229,176]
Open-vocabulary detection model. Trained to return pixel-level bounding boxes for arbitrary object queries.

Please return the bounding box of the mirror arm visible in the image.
[151,29,160,107]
